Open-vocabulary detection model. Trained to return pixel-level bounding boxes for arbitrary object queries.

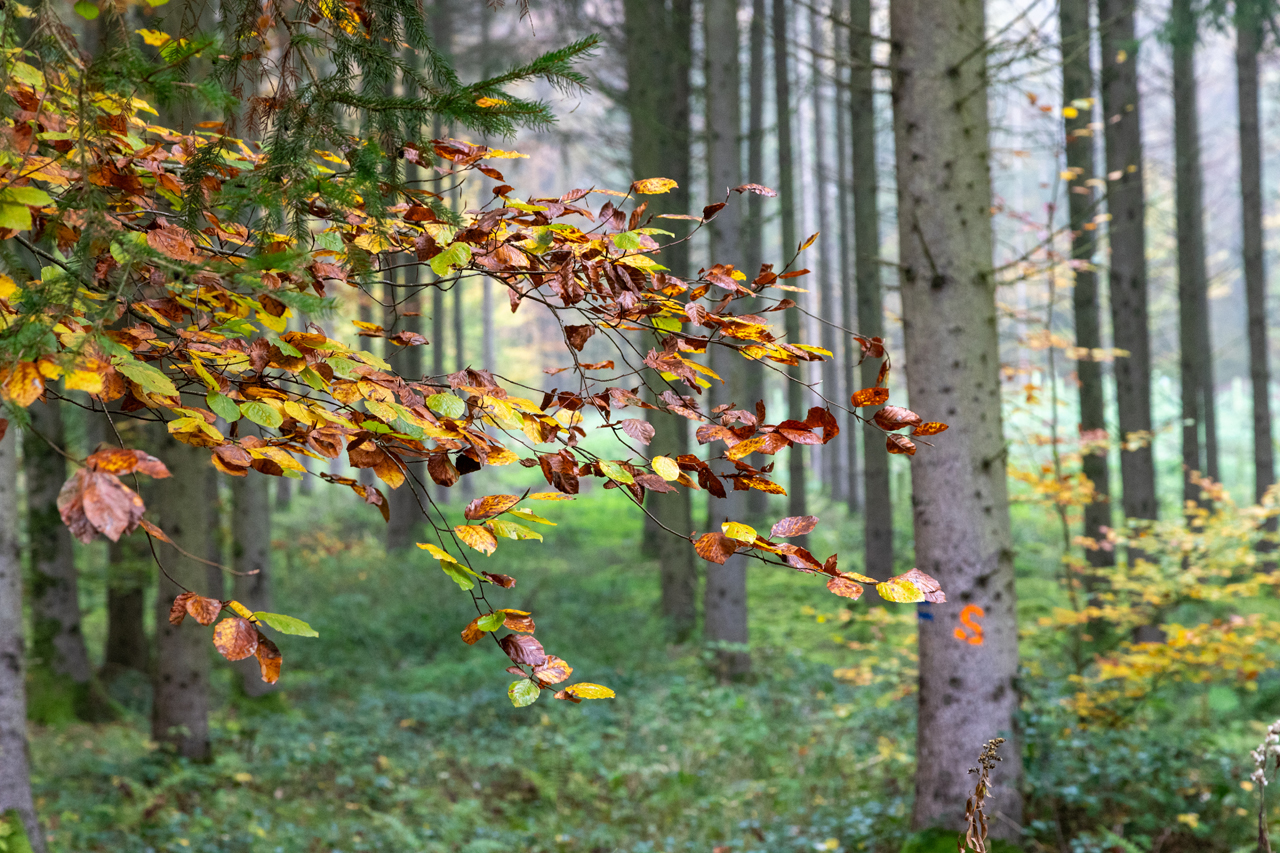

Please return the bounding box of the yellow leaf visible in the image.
[652,456,680,481]
[454,524,498,556]
[227,600,254,619]
[875,578,924,604]
[475,97,509,108]
[416,542,457,563]
[527,492,574,501]
[631,177,678,195]
[0,274,16,299]
[2,362,44,407]
[354,232,391,253]
[135,28,171,45]
[721,521,757,543]
[564,683,616,700]
[1062,106,1078,118]
[64,367,106,394]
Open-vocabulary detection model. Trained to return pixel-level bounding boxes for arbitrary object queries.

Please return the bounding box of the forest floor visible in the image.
[28,480,1278,853]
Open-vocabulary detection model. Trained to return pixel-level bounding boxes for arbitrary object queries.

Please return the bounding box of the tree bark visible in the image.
[1099,0,1157,523]
[890,0,1023,832]
[624,0,698,641]
[773,0,808,534]
[704,0,750,680]
[743,0,770,521]
[0,425,46,852]
[1171,0,1211,508]
[26,400,113,721]
[1237,0,1274,539]
[851,0,891,574]
[811,1,839,499]
[231,452,275,696]
[1059,0,1115,576]
[836,0,860,515]
[151,435,213,761]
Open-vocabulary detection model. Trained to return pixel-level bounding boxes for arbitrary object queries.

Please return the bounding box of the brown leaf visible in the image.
[146,226,200,261]
[428,453,460,488]
[533,655,572,686]
[254,633,282,684]
[620,419,655,445]
[169,592,196,626]
[851,387,890,407]
[776,420,821,445]
[874,406,923,431]
[771,515,819,538]
[500,633,547,666]
[804,407,840,444]
[732,183,778,197]
[694,531,737,564]
[553,688,583,703]
[460,618,486,645]
[503,610,536,633]
[212,617,259,661]
[826,574,865,600]
[912,422,949,437]
[702,202,726,221]
[78,471,146,543]
[464,494,520,521]
[886,434,917,456]
[481,571,517,588]
[183,593,223,626]
[86,447,171,478]
[900,567,946,603]
[564,325,595,352]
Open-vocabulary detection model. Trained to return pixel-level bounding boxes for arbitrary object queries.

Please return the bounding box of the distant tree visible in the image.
[809,1,839,500]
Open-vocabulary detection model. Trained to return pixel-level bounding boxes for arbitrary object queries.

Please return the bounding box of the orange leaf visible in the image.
[886,435,916,456]
[851,387,889,407]
[255,633,282,683]
[464,494,520,521]
[912,422,949,437]
[694,532,737,564]
[874,406,923,431]
[533,655,573,686]
[826,574,865,600]
[212,617,259,661]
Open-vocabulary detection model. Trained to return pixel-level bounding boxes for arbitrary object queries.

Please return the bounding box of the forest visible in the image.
[0,0,1278,850]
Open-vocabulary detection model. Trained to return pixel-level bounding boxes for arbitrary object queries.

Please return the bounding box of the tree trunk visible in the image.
[851,0,891,574]
[231,457,275,697]
[151,436,213,761]
[624,0,698,640]
[704,0,750,680]
[26,400,113,722]
[836,0,860,515]
[743,0,770,521]
[774,0,808,535]
[1238,0,1274,540]
[1171,0,1210,508]
[890,0,1023,832]
[811,1,839,499]
[0,425,46,852]
[1099,0,1157,523]
[1059,0,1115,576]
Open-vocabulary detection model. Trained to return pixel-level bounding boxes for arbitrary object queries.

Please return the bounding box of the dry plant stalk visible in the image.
[959,737,1005,853]
[1252,720,1280,853]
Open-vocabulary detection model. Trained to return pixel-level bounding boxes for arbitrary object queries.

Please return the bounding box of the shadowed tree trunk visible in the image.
[1237,0,1274,558]
[774,0,808,535]
[704,0,750,680]
[26,400,113,721]
[151,436,213,761]
[810,1,839,499]
[890,0,1023,832]
[1059,0,1114,579]
[851,0,890,574]
[624,0,698,641]
[0,425,46,852]
[743,0,770,521]
[836,0,860,515]
[1099,0,1157,524]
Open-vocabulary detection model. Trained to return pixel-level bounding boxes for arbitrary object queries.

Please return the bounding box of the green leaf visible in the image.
[652,316,682,334]
[74,0,100,16]
[206,392,241,423]
[612,231,642,252]
[0,204,33,232]
[252,612,318,637]
[0,186,54,206]
[476,611,506,632]
[114,358,178,397]
[598,459,634,484]
[489,519,542,542]
[440,561,476,591]
[426,393,465,419]
[300,366,328,392]
[239,400,283,429]
[508,508,556,526]
[429,242,472,277]
[508,679,540,708]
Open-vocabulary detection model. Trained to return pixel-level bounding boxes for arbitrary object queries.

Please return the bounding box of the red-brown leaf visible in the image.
[184,594,223,626]
[874,405,923,431]
[533,655,572,686]
[851,387,890,407]
[464,494,520,521]
[694,532,737,564]
[500,633,547,666]
[886,434,917,455]
[826,574,865,600]
[212,617,259,661]
[771,515,818,538]
[254,633,282,684]
[620,418,655,445]
[564,325,595,352]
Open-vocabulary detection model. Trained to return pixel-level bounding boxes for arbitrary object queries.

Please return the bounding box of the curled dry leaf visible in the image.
[874,405,922,431]
[826,574,865,600]
[481,571,517,588]
[912,421,949,437]
[464,494,520,521]
[771,515,818,539]
[255,633,282,684]
[851,387,890,407]
[900,567,946,603]
[732,183,778,197]
[533,655,572,686]
[500,633,547,666]
[212,617,260,661]
[694,531,737,565]
[886,434,917,456]
[57,468,147,544]
[86,447,171,478]
[563,324,595,352]
[184,593,223,626]
[620,418,655,445]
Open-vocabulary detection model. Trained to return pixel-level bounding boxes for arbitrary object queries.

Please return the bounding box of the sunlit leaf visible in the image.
[253,611,319,637]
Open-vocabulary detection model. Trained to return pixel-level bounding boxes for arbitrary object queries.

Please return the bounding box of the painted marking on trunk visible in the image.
[953,604,985,645]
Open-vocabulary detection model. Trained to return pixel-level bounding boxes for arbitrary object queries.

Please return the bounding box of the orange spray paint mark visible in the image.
[953,604,985,645]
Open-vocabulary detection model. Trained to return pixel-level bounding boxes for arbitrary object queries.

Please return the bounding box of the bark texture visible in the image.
[836,0,859,514]
[151,435,213,761]
[624,0,698,641]
[773,0,808,532]
[851,0,891,574]
[1059,0,1114,573]
[743,0,770,520]
[703,0,750,679]
[0,426,46,851]
[810,2,839,497]
[1099,0,1157,522]
[890,0,1023,831]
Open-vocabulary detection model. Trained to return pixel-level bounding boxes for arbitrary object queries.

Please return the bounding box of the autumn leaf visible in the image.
[564,325,595,352]
[562,683,616,700]
[533,655,572,686]
[721,521,757,543]
[875,577,923,604]
[455,524,498,556]
[826,574,865,600]
[503,609,536,632]
[500,633,547,666]
[874,405,923,431]
[254,634,282,684]
[912,422,949,437]
[620,419,655,445]
[212,617,260,661]
[173,592,222,626]
[598,459,634,484]
[57,469,147,544]
[417,542,457,562]
[631,177,678,195]
[1,362,44,407]
[509,679,541,707]
[464,494,520,520]
[771,515,818,538]
[899,567,946,603]
[851,387,890,407]
[652,456,681,481]
[886,434,917,456]
[694,532,737,564]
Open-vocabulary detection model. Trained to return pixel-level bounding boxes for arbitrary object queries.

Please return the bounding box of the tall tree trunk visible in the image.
[231,446,275,697]
[836,0,860,515]
[1059,0,1115,575]
[103,534,150,677]
[704,0,750,680]
[890,0,1023,832]
[743,0,770,521]
[1172,0,1210,508]
[774,0,808,534]
[0,425,46,852]
[851,0,891,574]
[1237,0,1274,544]
[26,400,112,721]
[151,436,213,761]
[811,1,839,499]
[1099,0,1157,523]
[624,0,698,640]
